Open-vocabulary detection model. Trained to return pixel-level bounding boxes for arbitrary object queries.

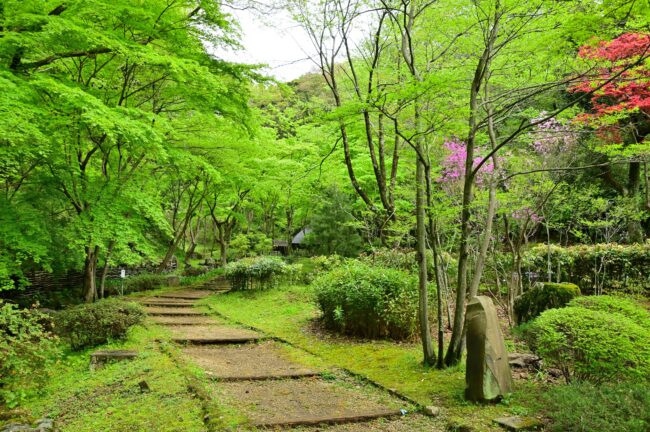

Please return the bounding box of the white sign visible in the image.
[120,269,126,279]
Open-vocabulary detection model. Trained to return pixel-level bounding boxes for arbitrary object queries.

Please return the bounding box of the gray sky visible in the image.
[218,6,318,82]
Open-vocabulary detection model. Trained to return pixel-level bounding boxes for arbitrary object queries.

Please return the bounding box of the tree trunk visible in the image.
[416,147,435,366]
[99,240,115,299]
[83,245,100,303]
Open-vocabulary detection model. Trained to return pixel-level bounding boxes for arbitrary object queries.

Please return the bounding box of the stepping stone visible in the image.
[139,300,195,308]
[150,316,223,326]
[144,307,205,316]
[493,416,543,431]
[183,342,321,381]
[215,378,403,428]
[155,290,213,300]
[167,325,262,344]
[90,350,137,371]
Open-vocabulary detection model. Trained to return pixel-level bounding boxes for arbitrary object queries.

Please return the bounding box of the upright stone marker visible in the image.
[465,296,513,402]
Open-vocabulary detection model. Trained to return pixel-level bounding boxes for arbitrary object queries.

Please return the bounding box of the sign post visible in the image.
[119,269,126,296]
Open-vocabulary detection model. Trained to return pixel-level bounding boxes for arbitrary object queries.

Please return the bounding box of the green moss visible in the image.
[199,284,543,432]
[14,325,206,432]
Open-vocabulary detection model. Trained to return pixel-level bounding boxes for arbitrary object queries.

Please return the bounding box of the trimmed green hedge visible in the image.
[568,295,650,329]
[523,305,650,383]
[523,243,650,295]
[313,261,421,340]
[54,299,145,351]
[514,282,580,324]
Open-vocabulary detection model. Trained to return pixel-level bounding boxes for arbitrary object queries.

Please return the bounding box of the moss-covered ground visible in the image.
[198,284,545,432]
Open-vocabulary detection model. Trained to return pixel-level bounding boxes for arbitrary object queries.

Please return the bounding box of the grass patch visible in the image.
[8,324,208,431]
[199,284,543,432]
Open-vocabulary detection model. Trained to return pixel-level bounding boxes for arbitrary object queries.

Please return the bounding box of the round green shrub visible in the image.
[224,256,288,290]
[313,261,421,340]
[524,306,650,383]
[0,301,60,407]
[568,295,650,329]
[54,298,145,351]
[514,282,580,324]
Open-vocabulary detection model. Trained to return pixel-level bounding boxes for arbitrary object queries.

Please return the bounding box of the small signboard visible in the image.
[120,269,126,279]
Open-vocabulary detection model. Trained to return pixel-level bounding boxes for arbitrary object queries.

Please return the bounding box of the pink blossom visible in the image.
[511,207,543,224]
[530,112,578,154]
[438,139,495,185]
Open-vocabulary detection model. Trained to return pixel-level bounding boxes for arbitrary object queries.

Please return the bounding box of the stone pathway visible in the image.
[142,285,431,430]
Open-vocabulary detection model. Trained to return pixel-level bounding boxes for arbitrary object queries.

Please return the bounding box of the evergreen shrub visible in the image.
[523,243,650,295]
[54,299,145,351]
[523,306,650,383]
[569,295,650,328]
[514,282,580,323]
[313,261,422,340]
[224,256,288,290]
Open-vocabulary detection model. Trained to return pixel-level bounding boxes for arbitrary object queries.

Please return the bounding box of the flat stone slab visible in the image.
[167,325,262,344]
[150,316,223,326]
[493,416,543,431]
[90,350,137,370]
[215,378,402,428]
[144,307,205,316]
[285,414,441,431]
[155,290,213,300]
[139,300,196,308]
[183,342,320,381]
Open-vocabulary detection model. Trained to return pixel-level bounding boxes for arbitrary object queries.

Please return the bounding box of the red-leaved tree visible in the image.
[571,32,650,241]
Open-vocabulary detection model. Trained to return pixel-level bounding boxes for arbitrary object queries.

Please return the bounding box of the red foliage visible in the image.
[571,33,650,127]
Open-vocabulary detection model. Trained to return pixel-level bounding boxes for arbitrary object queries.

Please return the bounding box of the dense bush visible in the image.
[568,295,650,328]
[224,256,288,290]
[296,255,342,284]
[514,282,580,323]
[0,301,60,407]
[540,381,650,432]
[523,306,650,383]
[123,273,168,293]
[54,299,145,351]
[313,261,421,340]
[522,243,650,295]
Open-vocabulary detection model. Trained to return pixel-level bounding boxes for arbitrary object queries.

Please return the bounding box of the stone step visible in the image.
[140,301,196,308]
[145,307,205,316]
[183,342,321,381]
[150,316,223,326]
[214,378,403,429]
[166,325,263,344]
[155,290,214,300]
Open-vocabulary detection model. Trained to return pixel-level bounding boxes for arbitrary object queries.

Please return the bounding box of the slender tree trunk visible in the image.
[416,138,435,365]
[99,240,115,299]
[83,245,100,303]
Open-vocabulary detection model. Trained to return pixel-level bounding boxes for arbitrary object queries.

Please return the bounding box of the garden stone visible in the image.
[508,353,541,370]
[164,275,180,286]
[423,406,441,417]
[90,350,137,371]
[465,296,513,402]
[493,416,542,431]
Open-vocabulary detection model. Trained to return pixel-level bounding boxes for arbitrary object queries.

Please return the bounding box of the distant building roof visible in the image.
[292,228,312,245]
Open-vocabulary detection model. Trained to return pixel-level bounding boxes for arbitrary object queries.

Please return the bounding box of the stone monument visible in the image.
[465,296,513,402]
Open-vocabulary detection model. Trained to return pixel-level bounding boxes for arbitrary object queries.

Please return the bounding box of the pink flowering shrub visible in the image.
[530,112,578,154]
[439,139,495,185]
